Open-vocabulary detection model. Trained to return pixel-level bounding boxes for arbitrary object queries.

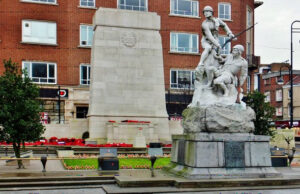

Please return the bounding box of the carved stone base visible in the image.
[182,104,255,133]
[165,133,281,179]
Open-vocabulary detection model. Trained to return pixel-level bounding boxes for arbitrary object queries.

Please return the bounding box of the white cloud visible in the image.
[255,0,300,69]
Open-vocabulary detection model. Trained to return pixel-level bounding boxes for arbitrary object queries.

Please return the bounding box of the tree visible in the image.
[245,90,276,137]
[0,59,45,168]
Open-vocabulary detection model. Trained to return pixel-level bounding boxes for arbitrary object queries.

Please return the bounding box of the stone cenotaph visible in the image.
[166,6,280,179]
[88,8,170,144]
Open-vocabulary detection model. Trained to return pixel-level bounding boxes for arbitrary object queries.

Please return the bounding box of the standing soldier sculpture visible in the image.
[196,5,235,87]
[189,5,255,108]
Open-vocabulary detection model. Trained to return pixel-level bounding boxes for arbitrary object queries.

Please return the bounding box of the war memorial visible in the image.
[86,4,280,179]
[4,4,300,194]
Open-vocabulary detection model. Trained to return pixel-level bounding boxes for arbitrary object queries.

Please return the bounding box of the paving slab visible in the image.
[103,184,300,194]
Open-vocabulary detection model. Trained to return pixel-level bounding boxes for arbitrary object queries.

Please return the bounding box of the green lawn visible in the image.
[63,157,171,170]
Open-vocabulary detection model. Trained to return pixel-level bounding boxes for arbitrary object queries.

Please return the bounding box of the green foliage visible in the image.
[0,59,45,167]
[63,158,171,169]
[245,90,276,137]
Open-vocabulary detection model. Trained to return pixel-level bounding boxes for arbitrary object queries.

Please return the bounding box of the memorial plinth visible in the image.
[88,8,170,143]
[167,133,280,179]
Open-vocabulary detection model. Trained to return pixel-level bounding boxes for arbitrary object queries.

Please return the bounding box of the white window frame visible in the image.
[276,107,283,117]
[264,91,270,102]
[170,0,199,17]
[170,69,195,89]
[218,3,231,20]
[79,0,95,8]
[170,32,199,53]
[247,75,251,92]
[22,61,57,84]
[247,8,252,27]
[247,42,251,56]
[80,25,93,47]
[288,103,291,118]
[22,20,57,45]
[118,0,148,11]
[254,74,259,90]
[218,36,231,55]
[276,89,283,102]
[21,0,57,5]
[80,64,91,85]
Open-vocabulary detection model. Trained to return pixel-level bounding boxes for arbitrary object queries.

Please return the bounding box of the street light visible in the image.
[277,66,290,86]
[289,20,300,128]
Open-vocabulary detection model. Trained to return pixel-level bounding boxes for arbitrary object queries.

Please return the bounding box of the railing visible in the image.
[171,10,198,17]
[170,47,198,53]
[118,5,147,11]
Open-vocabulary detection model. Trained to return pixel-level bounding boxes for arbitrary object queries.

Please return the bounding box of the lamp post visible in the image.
[289,20,300,128]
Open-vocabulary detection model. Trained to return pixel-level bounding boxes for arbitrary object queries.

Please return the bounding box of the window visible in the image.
[218,36,230,55]
[254,74,259,90]
[264,78,270,85]
[264,91,270,102]
[118,0,147,11]
[247,42,251,56]
[76,106,89,118]
[218,3,231,20]
[276,89,282,101]
[170,0,199,17]
[276,107,283,116]
[22,61,56,84]
[80,25,93,47]
[80,64,91,85]
[170,69,195,89]
[247,8,252,27]
[247,75,251,92]
[21,0,56,4]
[288,103,291,118]
[80,0,95,7]
[22,20,57,45]
[170,32,198,53]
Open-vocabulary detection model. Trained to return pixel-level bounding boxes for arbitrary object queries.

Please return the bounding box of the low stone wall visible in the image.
[43,119,88,139]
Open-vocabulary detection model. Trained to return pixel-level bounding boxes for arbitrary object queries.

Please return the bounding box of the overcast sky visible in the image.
[255,0,300,69]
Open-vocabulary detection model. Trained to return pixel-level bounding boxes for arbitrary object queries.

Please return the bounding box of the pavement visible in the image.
[3,154,300,193]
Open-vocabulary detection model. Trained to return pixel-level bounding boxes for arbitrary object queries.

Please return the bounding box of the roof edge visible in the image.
[254,1,264,9]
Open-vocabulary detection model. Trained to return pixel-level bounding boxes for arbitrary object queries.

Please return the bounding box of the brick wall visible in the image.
[0,0,255,89]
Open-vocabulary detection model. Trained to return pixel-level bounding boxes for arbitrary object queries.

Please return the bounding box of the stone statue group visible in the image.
[189,6,248,107]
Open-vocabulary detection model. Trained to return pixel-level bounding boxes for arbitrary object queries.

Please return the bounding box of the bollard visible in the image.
[98,156,103,171]
[41,156,47,172]
[4,146,7,156]
[150,156,157,177]
[46,146,49,156]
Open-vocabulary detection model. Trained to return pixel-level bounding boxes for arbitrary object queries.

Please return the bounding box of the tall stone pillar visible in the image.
[88,8,170,143]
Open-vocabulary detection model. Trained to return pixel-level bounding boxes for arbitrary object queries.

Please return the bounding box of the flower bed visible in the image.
[0,137,172,148]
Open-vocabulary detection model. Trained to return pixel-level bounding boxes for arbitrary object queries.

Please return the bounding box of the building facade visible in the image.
[282,77,300,127]
[250,62,300,128]
[0,0,261,138]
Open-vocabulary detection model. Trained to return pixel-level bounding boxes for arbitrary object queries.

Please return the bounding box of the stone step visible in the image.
[0,179,115,188]
[0,185,106,192]
[0,176,114,183]
[116,176,300,188]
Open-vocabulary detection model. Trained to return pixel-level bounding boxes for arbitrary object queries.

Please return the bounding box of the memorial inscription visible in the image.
[177,140,185,165]
[225,141,245,168]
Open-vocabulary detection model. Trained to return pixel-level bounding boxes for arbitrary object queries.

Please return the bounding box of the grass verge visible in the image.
[63,157,171,170]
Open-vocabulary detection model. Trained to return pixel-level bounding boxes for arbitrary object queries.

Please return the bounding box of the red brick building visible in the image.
[251,63,300,128]
[0,0,262,124]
